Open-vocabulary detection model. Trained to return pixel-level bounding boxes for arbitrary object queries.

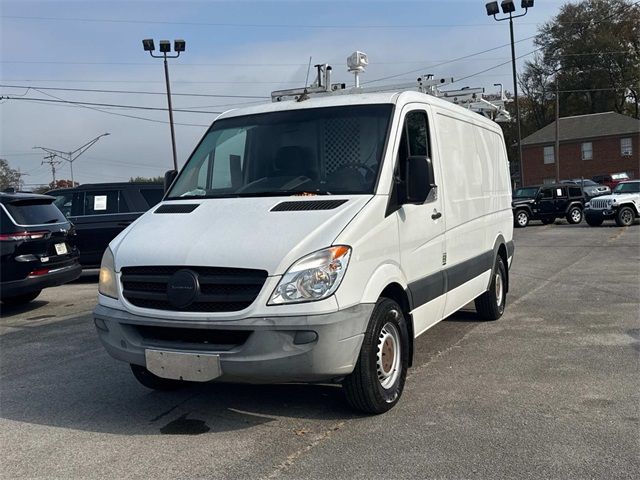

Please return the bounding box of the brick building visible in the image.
[521,112,640,186]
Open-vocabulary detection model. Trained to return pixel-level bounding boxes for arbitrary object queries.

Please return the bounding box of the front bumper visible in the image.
[94,303,374,383]
[585,208,615,220]
[1,263,82,298]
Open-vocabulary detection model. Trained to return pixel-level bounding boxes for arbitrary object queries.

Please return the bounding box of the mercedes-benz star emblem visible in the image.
[166,270,199,308]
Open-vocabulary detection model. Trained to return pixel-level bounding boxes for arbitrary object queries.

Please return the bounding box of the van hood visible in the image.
[110,196,371,275]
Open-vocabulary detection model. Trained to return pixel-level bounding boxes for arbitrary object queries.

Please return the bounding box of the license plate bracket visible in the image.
[145,349,222,382]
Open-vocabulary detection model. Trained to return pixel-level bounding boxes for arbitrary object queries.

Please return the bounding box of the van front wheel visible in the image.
[343,298,409,414]
[474,256,507,321]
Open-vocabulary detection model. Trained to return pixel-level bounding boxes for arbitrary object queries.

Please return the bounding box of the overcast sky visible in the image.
[0,0,565,187]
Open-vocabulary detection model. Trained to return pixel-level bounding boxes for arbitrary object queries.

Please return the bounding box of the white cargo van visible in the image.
[95,76,514,413]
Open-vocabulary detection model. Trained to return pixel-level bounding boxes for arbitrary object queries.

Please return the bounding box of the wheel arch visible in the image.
[490,234,510,294]
[360,264,414,367]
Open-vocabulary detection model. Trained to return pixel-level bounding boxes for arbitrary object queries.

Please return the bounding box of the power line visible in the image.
[0,84,268,99]
[364,35,537,85]
[1,95,224,114]
[4,14,630,28]
[1,51,630,67]
[0,15,540,28]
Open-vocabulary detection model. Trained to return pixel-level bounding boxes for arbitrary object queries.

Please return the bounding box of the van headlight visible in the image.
[98,247,118,299]
[269,246,351,305]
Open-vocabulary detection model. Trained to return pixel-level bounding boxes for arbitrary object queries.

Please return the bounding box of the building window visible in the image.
[543,146,555,164]
[621,138,632,156]
[581,142,593,161]
[543,178,556,185]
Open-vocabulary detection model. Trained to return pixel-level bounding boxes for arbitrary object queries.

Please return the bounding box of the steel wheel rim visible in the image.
[572,209,581,222]
[621,209,632,224]
[517,212,527,226]
[495,270,504,307]
[377,316,401,390]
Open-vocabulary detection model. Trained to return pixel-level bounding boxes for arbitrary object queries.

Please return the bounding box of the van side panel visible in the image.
[434,108,511,317]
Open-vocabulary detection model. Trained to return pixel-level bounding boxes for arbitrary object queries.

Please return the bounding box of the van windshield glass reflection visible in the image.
[166,105,393,199]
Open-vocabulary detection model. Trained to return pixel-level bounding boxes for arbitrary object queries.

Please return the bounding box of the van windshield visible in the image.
[166,105,393,199]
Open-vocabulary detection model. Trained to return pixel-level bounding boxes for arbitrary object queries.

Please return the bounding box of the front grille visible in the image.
[130,324,251,349]
[121,266,267,312]
[590,199,609,209]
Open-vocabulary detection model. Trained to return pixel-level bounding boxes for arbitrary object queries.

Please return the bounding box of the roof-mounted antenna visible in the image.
[347,51,368,88]
[304,56,313,87]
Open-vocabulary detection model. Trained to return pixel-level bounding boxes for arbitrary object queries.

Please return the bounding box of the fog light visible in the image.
[94,318,109,332]
[294,331,318,345]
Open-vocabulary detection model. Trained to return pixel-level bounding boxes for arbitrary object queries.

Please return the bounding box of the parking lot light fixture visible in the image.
[143,38,186,171]
[485,2,500,16]
[485,0,533,187]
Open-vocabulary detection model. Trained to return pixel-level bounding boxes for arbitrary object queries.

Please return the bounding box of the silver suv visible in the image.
[584,180,640,227]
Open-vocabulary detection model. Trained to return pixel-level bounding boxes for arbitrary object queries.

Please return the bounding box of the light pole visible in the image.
[34,133,110,185]
[143,38,185,171]
[486,0,534,187]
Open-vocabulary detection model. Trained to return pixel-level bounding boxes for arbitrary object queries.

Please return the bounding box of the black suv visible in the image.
[512,184,585,228]
[1,192,81,305]
[47,183,164,267]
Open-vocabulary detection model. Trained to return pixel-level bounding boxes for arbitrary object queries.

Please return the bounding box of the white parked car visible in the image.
[584,180,640,227]
[94,87,514,413]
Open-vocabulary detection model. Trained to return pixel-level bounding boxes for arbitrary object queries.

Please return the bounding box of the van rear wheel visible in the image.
[474,256,506,321]
[130,364,187,391]
[343,298,409,414]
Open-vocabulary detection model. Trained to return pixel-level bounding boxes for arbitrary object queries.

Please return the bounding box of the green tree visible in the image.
[129,176,163,184]
[0,159,21,190]
[520,0,640,122]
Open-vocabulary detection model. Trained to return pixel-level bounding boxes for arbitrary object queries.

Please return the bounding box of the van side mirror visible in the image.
[164,170,178,193]
[405,156,434,204]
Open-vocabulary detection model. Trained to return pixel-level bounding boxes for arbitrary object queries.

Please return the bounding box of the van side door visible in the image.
[393,106,446,337]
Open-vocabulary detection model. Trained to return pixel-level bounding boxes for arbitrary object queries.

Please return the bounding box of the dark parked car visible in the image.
[1,192,81,305]
[512,184,585,228]
[47,183,164,267]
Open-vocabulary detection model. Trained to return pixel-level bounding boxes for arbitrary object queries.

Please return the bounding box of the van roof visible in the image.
[216,90,502,132]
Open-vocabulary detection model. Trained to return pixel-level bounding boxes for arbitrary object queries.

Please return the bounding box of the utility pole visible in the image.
[42,154,62,187]
[34,132,110,185]
[555,79,560,183]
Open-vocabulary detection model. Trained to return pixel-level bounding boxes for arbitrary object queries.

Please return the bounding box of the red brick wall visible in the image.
[522,134,640,185]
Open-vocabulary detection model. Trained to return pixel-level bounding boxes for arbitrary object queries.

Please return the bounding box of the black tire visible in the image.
[541,217,555,225]
[585,215,603,227]
[343,298,409,414]
[566,206,583,224]
[1,290,41,306]
[130,364,187,391]
[615,206,635,227]
[474,256,507,321]
[514,209,529,228]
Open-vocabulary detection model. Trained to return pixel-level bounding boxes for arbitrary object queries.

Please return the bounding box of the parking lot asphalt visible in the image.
[1,222,638,480]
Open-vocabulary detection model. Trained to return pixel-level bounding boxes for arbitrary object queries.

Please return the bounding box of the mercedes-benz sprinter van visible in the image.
[94,90,514,413]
